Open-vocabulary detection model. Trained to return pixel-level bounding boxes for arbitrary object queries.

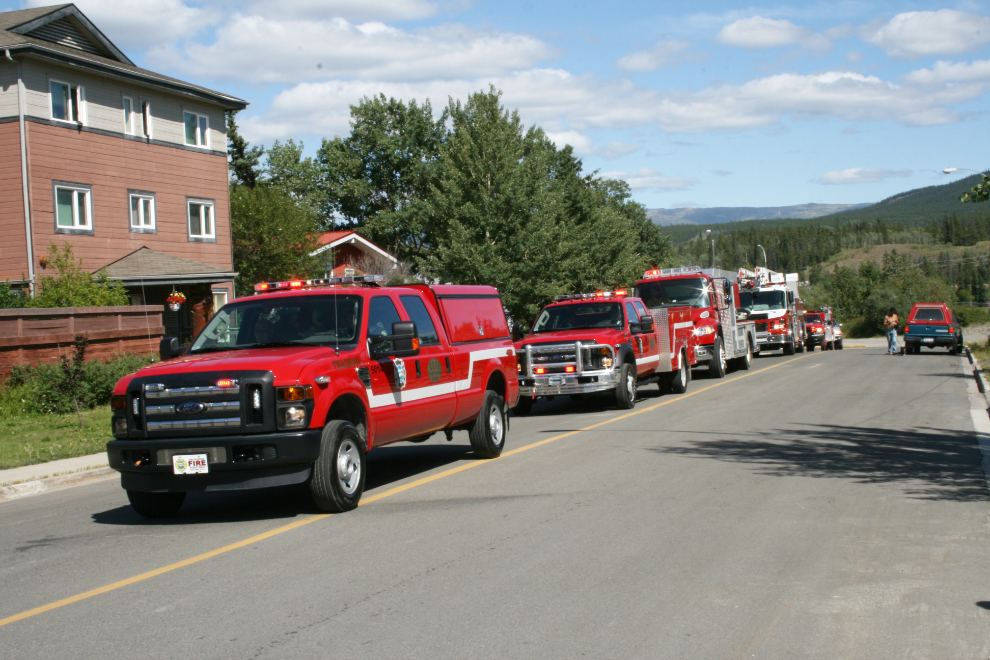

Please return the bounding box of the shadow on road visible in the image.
[92,442,484,525]
[652,423,989,502]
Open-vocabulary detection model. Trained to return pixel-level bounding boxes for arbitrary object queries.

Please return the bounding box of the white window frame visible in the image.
[211,289,228,313]
[187,198,216,242]
[50,79,85,124]
[122,96,135,135]
[142,101,153,138]
[52,181,93,235]
[183,111,210,148]
[128,190,156,233]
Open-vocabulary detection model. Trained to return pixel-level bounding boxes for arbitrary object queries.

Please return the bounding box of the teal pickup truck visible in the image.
[903,303,963,354]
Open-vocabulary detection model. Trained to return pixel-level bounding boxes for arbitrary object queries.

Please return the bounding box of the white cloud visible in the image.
[29,0,210,49]
[716,16,830,51]
[817,168,912,184]
[600,168,699,192]
[545,131,639,159]
[150,16,556,84]
[863,10,990,59]
[905,59,990,85]
[617,40,698,72]
[228,0,439,21]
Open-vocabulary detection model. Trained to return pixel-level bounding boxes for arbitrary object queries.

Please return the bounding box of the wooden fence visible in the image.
[0,306,164,380]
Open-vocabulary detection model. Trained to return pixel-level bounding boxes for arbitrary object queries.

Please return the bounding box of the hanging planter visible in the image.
[165,291,186,312]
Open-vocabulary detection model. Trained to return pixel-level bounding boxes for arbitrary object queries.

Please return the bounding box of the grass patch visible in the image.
[968,339,990,372]
[0,407,112,470]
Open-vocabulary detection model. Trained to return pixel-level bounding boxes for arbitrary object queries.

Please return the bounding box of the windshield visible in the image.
[531,302,624,333]
[805,314,823,323]
[739,290,786,312]
[635,277,710,308]
[189,295,363,353]
[913,308,945,321]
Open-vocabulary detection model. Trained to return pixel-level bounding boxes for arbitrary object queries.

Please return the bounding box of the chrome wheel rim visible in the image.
[489,403,504,447]
[719,344,726,373]
[336,439,361,495]
[627,371,636,402]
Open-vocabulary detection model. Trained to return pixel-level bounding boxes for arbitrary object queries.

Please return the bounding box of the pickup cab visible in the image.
[513,291,668,413]
[107,276,518,517]
[904,303,962,354]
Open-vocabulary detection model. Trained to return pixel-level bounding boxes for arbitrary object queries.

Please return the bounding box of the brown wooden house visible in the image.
[0,4,246,342]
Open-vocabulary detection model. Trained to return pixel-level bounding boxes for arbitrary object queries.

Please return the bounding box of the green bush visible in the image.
[1,351,153,418]
[951,305,990,327]
[28,242,128,308]
[0,281,26,308]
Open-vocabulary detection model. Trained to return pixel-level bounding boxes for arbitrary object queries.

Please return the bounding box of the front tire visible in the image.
[127,490,185,518]
[310,420,366,513]
[615,362,637,409]
[836,340,844,350]
[470,390,507,458]
[708,338,726,378]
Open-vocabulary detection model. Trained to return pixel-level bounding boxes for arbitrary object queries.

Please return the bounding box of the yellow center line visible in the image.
[0,352,817,629]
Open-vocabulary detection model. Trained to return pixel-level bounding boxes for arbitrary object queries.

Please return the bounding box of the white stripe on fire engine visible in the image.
[365,347,514,410]
[673,322,694,330]
[635,355,660,366]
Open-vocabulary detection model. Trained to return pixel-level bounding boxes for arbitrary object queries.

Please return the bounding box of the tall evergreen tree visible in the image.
[225,111,263,188]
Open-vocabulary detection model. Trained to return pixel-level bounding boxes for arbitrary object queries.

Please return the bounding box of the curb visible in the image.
[964,345,990,404]
[0,466,116,503]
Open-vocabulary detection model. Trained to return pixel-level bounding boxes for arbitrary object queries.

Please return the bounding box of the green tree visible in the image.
[226,111,264,188]
[230,186,320,292]
[28,243,128,308]
[265,139,324,217]
[959,173,990,203]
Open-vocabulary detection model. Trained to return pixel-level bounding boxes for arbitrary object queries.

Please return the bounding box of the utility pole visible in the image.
[706,230,715,269]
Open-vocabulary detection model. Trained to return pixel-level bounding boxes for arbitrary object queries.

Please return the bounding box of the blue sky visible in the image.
[10,1,990,210]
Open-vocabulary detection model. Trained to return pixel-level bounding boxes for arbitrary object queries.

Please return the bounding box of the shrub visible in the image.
[0,281,26,308]
[951,305,990,327]
[28,242,128,308]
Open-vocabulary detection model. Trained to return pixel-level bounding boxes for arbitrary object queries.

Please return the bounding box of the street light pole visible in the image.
[757,244,767,268]
[943,168,985,175]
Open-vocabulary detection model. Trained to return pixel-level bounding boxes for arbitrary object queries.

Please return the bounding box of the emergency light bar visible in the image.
[254,274,385,292]
[554,289,628,302]
[642,266,702,279]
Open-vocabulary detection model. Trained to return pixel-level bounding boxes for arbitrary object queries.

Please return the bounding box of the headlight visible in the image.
[602,356,614,368]
[695,325,715,336]
[113,417,128,435]
[282,406,306,428]
[517,362,522,373]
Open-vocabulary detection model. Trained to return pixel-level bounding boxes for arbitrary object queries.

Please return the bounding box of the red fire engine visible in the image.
[736,267,806,355]
[107,275,518,518]
[634,266,758,381]
[513,289,688,413]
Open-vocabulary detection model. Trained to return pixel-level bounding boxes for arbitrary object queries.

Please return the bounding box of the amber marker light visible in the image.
[277,386,307,402]
[565,366,575,373]
[111,396,126,411]
[535,367,546,375]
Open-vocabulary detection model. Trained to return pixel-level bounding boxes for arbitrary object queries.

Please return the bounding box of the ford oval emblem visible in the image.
[177,401,205,415]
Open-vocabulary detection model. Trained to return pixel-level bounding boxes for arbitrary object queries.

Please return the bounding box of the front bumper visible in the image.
[107,428,322,493]
[518,369,621,397]
[806,333,826,346]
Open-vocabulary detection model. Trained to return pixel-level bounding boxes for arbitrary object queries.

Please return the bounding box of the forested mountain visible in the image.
[647,203,870,226]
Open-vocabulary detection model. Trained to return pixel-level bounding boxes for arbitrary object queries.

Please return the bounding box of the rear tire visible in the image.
[513,396,533,416]
[665,351,690,394]
[708,338,726,378]
[783,339,795,356]
[310,420,366,513]
[735,340,753,371]
[615,362,637,409]
[795,340,805,354]
[470,390,507,458]
[127,490,185,518]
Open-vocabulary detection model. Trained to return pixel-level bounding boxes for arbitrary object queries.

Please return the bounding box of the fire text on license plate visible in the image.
[548,376,564,386]
[173,454,209,475]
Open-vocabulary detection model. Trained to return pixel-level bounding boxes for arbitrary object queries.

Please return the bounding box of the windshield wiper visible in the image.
[188,345,241,354]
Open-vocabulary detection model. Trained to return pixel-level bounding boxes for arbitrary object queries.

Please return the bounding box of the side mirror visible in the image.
[512,323,526,342]
[637,314,655,334]
[159,336,182,360]
[839,323,843,327]
[370,321,420,358]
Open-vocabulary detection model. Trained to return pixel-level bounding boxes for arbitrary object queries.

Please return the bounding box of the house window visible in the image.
[50,80,84,123]
[52,182,93,234]
[122,96,134,134]
[187,198,215,241]
[128,191,156,233]
[212,289,228,314]
[142,101,152,138]
[184,111,209,147]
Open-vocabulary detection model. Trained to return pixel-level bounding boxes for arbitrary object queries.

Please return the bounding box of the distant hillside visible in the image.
[815,172,989,226]
[647,203,870,226]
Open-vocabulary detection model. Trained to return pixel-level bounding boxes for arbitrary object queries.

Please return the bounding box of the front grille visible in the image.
[248,385,264,425]
[145,384,241,399]
[147,417,241,431]
[522,341,613,375]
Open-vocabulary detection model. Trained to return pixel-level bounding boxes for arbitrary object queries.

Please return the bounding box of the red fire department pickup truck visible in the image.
[107,275,518,518]
[513,289,692,414]
[634,266,758,380]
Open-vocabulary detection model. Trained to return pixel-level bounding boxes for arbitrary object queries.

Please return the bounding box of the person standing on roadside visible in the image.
[884,307,899,355]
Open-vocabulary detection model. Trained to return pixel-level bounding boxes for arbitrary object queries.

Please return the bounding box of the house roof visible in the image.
[311,230,398,263]
[0,4,247,110]
[101,247,237,285]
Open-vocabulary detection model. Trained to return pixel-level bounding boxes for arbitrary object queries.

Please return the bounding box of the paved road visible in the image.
[2,346,989,659]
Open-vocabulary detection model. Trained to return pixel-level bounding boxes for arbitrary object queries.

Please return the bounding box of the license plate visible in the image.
[923,338,934,343]
[173,454,209,475]
[548,376,564,386]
